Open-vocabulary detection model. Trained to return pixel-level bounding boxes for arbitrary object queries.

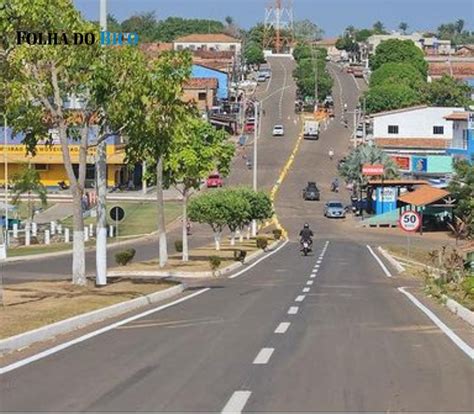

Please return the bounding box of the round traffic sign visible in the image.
[399,210,421,232]
[110,206,125,222]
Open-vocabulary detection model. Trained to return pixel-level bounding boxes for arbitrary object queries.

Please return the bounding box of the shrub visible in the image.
[115,248,136,266]
[256,236,268,250]
[233,249,247,263]
[174,239,183,253]
[209,255,222,272]
[272,229,282,240]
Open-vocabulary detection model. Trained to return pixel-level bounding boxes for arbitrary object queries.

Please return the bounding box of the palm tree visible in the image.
[373,21,386,34]
[225,16,234,27]
[11,166,47,246]
[455,19,465,34]
[399,22,408,34]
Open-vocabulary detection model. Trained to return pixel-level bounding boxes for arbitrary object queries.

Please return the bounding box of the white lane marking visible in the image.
[302,287,310,293]
[222,391,252,413]
[253,347,274,364]
[310,274,316,279]
[295,295,306,302]
[0,288,210,375]
[398,287,474,360]
[288,306,299,314]
[275,322,291,333]
[307,281,314,285]
[229,240,289,279]
[366,245,392,278]
[314,264,320,268]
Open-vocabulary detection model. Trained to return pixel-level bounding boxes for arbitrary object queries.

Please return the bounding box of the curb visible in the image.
[442,295,474,327]
[0,284,184,354]
[377,246,405,273]
[108,239,282,279]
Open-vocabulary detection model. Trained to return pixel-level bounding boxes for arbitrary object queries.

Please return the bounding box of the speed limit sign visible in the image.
[399,210,421,232]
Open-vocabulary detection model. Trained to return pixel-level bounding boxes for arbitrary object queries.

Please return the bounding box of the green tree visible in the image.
[220,190,251,247]
[154,17,225,42]
[425,75,471,107]
[370,62,425,89]
[165,116,234,261]
[11,166,47,246]
[355,29,373,42]
[372,21,386,34]
[399,22,409,34]
[369,39,428,76]
[126,50,192,267]
[120,12,159,42]
[294,19,324,42]
[364,83,423,113]
[448,160,474,238]
[244,41,264,66]
[293,56,333,101]
[335,35,359,52]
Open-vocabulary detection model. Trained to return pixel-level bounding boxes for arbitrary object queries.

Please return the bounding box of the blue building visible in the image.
[445,111,474,163]
[191,64,228,100]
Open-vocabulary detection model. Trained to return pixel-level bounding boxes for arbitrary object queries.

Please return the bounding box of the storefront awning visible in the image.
[398,186,450,207]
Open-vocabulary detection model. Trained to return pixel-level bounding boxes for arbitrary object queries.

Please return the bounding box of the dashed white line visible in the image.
[398,287,474,360]
[310,274,316,279]
[302,287,310,293]
[317,260,322,264]
[288,306,299,314]
[222,391,252,413]
[253,347,275,364]
[295,295,306,302]
[314,264,320,268]
[306,281,314,285]
[275,322,291,333]
[367,245,392,278]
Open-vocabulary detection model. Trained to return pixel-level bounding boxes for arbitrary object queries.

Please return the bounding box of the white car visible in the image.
[272,125,284,136]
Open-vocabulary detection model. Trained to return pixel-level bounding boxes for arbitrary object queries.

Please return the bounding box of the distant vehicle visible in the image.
[206,173,223,188]
[356,125,364,138]
[325,55,331,62]
[324,96,334,106]
[244,117,255,133]
[302,182,320,201]
[346,67,354,74]
[303,120,320,140]
[272,125,284,136]
[257,74,267,82]
[353,68,364,78]
[328,107,335,117]
[260,69,272,79]
[324,201,346,218]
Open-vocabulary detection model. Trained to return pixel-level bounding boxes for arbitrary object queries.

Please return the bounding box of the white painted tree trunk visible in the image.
[156,158,168,267]
[25,220,31,246]
[45,230,50,245]
[95,141,107,286]
[64,228,70,243]
[182,190,189,262]
[230,231,236,246]
[214,232,221,251]
[32,222,37,237]
[71,194,86,286]
[239,229,244,243]
[246,226,251,240]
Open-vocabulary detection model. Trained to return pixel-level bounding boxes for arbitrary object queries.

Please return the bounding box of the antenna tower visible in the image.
[263,0,294,53]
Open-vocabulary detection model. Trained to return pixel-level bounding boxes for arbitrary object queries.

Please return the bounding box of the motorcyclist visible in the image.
[299,223,314,250]
[328,148,335,160]
[331,177,339,192]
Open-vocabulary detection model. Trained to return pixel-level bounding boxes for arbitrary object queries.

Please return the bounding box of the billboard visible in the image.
[412,156,427,173]
[391,156,410,171]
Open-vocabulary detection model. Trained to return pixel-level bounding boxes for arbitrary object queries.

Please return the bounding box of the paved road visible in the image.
[1,58,472,412]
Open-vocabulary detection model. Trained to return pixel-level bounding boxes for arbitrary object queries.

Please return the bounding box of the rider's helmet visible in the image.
[304,223,309,228]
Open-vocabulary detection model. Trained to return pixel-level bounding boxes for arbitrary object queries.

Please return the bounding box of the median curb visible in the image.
[377,246,405,273]
[108,239,282,279]
[0,284,184,355]
[442,295,474,327]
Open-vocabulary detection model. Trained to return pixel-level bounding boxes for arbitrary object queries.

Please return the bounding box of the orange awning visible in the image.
[398,186,450,207]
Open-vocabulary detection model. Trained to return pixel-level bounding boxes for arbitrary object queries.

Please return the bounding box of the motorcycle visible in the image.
[301,239,311,256]
[58,181,69,190]
[331,182,339,193]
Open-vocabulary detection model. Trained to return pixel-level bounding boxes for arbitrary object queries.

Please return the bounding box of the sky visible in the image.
[73,0,473,37]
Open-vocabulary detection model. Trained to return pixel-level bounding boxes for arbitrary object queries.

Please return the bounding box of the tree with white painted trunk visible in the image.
[236,188,273,241]
[126,51,192,268]
[164,116,234,261]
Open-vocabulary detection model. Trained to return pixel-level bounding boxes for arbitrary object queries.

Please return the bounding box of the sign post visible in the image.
[399,210,422,259]
[109,206,125,239]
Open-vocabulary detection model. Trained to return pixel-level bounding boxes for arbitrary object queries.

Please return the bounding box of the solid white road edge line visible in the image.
[366,245,392,278]
[229,239,289,279]
[398,287,474,360]
[275,322,291,333]
[222,390,252,413]
[0,288,210,375]
[288,306,299,314]
[253,347,274,364]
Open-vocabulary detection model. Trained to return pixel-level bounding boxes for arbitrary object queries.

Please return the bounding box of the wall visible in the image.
[182,88,215,111]
[373,107,462,139]
[175,42,241,53]
[448,126,474,162]
[191,64,228,99]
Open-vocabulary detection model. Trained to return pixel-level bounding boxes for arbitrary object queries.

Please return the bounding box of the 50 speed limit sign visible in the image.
[399,210,421,232]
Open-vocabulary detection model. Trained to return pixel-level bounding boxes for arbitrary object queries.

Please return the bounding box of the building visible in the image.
[191,64,228,100]
[183,78,218,111]
[313,38,341,60]
[445,111,474,162]
[428,60,474,81]
[367,32,453,55]
[421,37,453,55]
[140,42,173,59]
[371,106,465,177]
[173,33,241,54]
[455,45,474,57]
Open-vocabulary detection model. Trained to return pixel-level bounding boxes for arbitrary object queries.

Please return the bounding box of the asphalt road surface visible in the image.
[1,58,472,412]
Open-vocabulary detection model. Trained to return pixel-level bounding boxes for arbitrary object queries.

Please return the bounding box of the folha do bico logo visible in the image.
[16,31,139,46]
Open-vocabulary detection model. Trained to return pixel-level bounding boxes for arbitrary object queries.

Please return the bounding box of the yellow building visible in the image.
[0,144,127,188]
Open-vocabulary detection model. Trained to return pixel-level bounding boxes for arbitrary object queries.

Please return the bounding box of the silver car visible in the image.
[324,201,346,218]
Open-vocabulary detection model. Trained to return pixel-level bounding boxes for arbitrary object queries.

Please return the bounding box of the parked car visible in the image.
[257,74,267,82]
[302,182,320,201]
[272,125,284,136]
[324,201,346,218]
[206,173,223,188]
[328,107,335,118]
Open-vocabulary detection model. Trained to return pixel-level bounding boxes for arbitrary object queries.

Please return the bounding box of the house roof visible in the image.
[370,105,428,117]
[192,62,228,75]
[428,61,474,79]
[174,33,240,43]
[398,186,450,207]
[193,50,235,59]
[314,37,339,47]
[184,77,218,90]
[374,138,450,149]
[368,179,429,186]
[140,42,173,57]
[444,112,469,121]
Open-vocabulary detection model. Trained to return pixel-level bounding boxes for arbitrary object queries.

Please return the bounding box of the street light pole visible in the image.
[251,101,259,237]
[3,114,8,251]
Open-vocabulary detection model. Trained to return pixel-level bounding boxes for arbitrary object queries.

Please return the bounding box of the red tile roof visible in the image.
[140,42,173,57]
[193,50,235,59]
[444,112,469,121]
[374,138,450,149]
[428,61,474,79]
[398,186,450,206]
[174,33,240,43]
[184,77,218,90]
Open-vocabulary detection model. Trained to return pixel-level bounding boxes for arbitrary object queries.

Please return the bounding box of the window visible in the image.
[33,164,48,171]
[388,125,399,134]
[198,92,207,101]
[433,126,444,135]
[176,45,183,50]
[230,45,236,51]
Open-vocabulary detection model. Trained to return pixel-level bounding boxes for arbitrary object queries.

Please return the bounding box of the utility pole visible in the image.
[251,101,259,237]
[95,0,107,286]
[2,114,8,256]
[362,97,367,144]
[312,48,319,111]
